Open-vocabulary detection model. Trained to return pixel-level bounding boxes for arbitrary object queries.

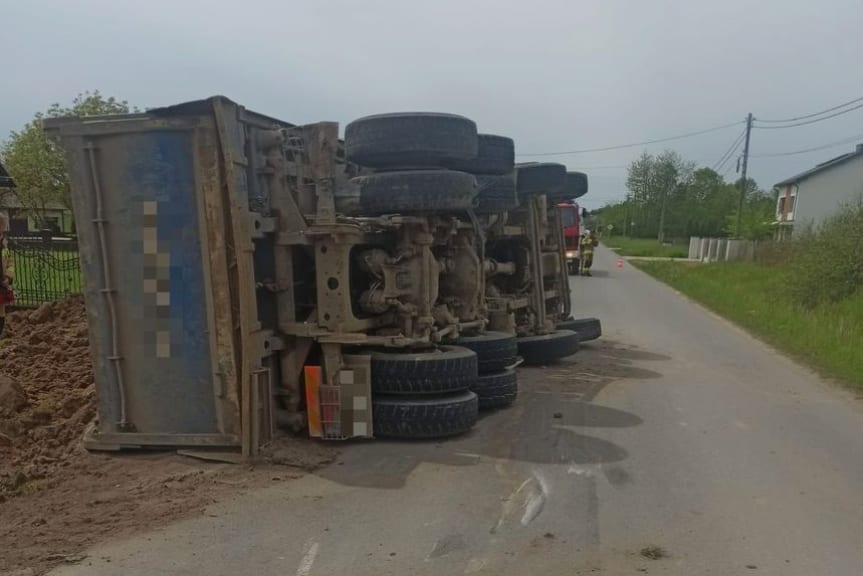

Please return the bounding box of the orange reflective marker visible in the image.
[616,258,624,269]
[304,365,323,438]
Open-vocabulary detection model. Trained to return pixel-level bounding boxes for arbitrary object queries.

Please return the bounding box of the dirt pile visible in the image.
[0,296,342,575]
[0,296,95,499]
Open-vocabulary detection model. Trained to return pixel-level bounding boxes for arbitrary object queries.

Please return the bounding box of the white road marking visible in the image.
[521,470,548,526]
[492,477,532,533]
[295,541,320,576]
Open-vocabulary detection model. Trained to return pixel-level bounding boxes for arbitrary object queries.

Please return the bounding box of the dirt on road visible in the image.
[0,298,337,576]
[0,296,647,576]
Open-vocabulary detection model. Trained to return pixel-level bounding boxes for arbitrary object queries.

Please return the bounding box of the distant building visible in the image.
[774,144,863,239]
[0,195,75,235]
[0,160,14,189]
[1,160,75,235]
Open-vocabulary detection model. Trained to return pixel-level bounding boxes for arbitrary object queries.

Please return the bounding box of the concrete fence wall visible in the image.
[689,237,757,262]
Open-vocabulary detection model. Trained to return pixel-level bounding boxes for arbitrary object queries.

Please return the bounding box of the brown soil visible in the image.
[0,296,95,498]
[0,298,338,575]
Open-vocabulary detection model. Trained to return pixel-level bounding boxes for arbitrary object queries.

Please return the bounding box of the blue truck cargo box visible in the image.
[45,97,290,450]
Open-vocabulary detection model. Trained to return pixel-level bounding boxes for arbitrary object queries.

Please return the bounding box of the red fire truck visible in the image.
[559,200,581,274]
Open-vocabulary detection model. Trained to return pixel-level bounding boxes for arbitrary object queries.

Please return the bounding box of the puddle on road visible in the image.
[531,339,667,401]
[315,339,666,489]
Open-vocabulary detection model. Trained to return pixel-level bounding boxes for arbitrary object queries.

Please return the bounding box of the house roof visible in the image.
[0,160,15,188]
[775,145,863,187]
[0,195,68,211]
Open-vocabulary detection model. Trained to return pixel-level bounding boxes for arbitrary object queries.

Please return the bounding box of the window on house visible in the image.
[777,195,796,218]
[43,216,61,233]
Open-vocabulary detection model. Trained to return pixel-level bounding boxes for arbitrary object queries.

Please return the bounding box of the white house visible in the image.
[774,144,863,239]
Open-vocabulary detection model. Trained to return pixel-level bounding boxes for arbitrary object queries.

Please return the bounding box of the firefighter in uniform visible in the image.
[579,230,595,276]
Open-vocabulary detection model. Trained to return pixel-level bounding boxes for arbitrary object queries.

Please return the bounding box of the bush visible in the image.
[753,240,799,267]
[789,199,863,308]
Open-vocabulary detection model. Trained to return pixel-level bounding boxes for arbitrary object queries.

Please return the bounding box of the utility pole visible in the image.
[623,192,630,237]
[735,112,753,237]
[657,183,668,244]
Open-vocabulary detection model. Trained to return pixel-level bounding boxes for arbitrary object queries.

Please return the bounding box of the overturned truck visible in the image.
[46,97,597,454]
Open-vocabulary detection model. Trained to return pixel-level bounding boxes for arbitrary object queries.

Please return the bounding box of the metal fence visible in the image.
[7,234,82,307]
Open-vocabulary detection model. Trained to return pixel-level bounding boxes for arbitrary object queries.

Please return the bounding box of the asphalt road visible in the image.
[53,246,863,576]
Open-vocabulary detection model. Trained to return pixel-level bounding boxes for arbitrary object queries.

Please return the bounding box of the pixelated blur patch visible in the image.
[141,199,172,359]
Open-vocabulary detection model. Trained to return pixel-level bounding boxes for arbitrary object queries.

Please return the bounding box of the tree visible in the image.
[681,168,737,238]
[602,152,767,242]
[623,149,694,241]
[653,150,694,243]
[0,91,135,226]
[725,182,775,240]
[625,152,655,237]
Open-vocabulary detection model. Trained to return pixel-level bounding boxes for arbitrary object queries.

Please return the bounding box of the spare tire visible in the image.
[549,171,589,201]
[373,391,479,439]
[445,134,515,175]
[515,162,567,197]
[472,369,518,410]
[475,174,519,214]
[345,112,478,169]
[557,317,601,342]
[368,345,478,395]
[517,329,580,365]
[351,170,478,214]
[453,330,518,373]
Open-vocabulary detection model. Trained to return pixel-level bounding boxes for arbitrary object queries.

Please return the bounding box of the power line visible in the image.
[561,163,631,170]
[518,120,744,157]
[753,101,863,129]
[751,132,863,158]
[715,136,743,175]
[755,95,863,124]
[712,127,746,172]
[720,160,737,178]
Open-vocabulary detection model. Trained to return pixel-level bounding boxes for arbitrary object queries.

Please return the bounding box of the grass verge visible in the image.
[603,237,688,258]
[634,260,863,392]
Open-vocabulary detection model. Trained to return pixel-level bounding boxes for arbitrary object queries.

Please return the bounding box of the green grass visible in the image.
[634,260,863,391]
[603,236,689,258]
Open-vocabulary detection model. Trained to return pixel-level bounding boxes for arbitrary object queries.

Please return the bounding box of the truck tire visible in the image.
[515,162,567,198]
[445,134,515,175]
[373,391,479,439]
[567,171,589,200]
[548,171,588,201]
[472,368,518,410]
[453,330,518,373]
[556,317,601,341]
[517,329,580,365]
[345,112,478,169]
[369,345,478,395]
[475,174,519,214]
[351,170,478,214]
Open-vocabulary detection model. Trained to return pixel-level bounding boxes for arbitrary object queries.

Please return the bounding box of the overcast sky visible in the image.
[3,0,862,209]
